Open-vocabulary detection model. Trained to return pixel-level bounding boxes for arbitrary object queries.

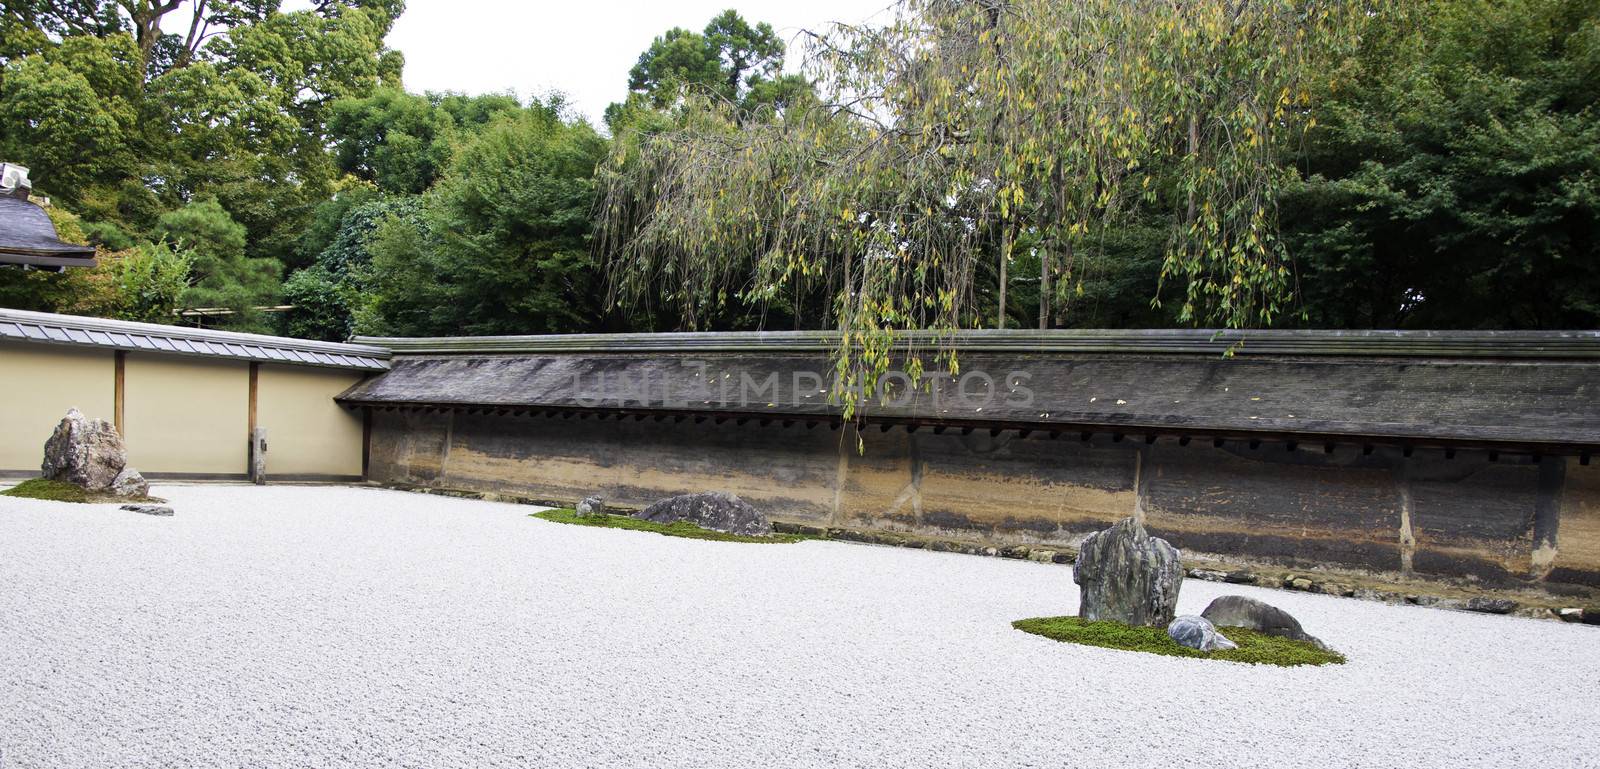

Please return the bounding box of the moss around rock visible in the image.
[533,509,808,543]
[1012,616,1345,667]
[3,478,90,502]
[2,477,161,504]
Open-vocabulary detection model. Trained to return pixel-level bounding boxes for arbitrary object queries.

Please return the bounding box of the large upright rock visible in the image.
[42,409,128,490]
[635,492,771,536]
[40,409,148,498]
[1073,517,1183,627]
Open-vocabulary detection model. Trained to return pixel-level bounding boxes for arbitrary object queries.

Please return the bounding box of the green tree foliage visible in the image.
[0,0,403,328]
[154,198,279,327]
[598,0,1375,415]
[0,34,143,201]
[327,88,522,194]
[357,106,607,336]
[63,242,194,322]
[606,9,812,131]
[1283,0,1600,328]
[281,194,417,340]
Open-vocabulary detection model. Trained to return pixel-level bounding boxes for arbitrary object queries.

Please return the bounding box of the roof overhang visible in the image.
[0,308,390,371]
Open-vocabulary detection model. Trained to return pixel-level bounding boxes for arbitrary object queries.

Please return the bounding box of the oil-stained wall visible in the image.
[368,409,1600,588]
[0,341,114,473]
[256,364,365,479]
[123,353,249,475]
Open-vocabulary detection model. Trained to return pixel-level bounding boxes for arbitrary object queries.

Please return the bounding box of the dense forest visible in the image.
[1,0,1597,339]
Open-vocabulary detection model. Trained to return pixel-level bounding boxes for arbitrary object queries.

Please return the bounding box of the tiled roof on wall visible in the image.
[0,308,389,371]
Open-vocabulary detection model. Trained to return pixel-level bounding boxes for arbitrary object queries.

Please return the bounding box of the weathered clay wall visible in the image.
[367,409,1600,588]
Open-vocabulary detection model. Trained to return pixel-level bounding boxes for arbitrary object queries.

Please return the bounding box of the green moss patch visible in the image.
[532,509,809,544]
[1,477,162,504]
[2,478,91,503]
[1012,616,1344,667]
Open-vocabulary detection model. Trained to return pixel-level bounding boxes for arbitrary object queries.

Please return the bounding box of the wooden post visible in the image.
[113,351,126,435]
[247,363,261,483]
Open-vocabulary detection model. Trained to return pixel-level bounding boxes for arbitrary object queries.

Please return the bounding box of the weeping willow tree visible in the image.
[597,0,1380,417]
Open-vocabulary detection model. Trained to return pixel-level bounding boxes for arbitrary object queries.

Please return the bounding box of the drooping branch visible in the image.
[597,0,1383,415]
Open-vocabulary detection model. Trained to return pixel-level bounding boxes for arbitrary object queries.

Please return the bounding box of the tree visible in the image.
[1282,0,1600,329]
[0,34,143,202]
[327,88,522,194]
[154,197,279,328]
[358,106,608,336]
[598,0,1377,414]
[63,242,194,322]
[607,9,809,130]
[281,194,417,340]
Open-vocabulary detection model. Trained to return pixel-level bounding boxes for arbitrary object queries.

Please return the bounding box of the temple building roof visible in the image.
[0,197,96,270]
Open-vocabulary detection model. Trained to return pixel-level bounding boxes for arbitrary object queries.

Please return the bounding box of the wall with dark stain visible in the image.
[367,410,1600,588]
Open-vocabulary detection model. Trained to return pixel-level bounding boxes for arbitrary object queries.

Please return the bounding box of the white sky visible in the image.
[385,0,892,126]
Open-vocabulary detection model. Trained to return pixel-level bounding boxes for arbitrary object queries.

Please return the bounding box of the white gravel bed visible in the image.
[1,485,1595,769]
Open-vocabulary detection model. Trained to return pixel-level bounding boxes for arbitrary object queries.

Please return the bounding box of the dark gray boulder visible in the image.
[1201,595,1326,648]
[635,492,771,536]
[1073,516,1183,627]
[121,504,173,517]
[1167,615,1238,652]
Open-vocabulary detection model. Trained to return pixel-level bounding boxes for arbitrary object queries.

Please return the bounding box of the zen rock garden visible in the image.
[1037,514,1339,664]
[555,491,783,543]
[2,409,173,516]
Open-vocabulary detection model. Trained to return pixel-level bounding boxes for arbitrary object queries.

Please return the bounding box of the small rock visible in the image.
[1583,608,1600,626]
[982,547,1000,557]
[1352,588,1384,602]
[1223,570,1258,585]
[1202,595,1326,649]
[1464,597,1517,615]
[1051,552,1075,564]
[1557,608,1583,623]
[1028,549,1058,563]
[1289,578,1313,591]
[1167,615,1237,652]
[635,491,770,536]
[110,466,148,498]
[575,495,606,517]
[1188,568,1228,582]
[120,504,173,517]
[1000,545,1029,559]
[1511,606,1554,620]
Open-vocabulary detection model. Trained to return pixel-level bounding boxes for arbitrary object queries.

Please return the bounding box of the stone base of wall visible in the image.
[365,408,1600,597]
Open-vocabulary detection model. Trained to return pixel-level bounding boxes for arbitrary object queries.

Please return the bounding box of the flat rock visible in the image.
[1202,595,1326,648]
[635,492,771,536]
[1073,517,1182,627]
[1167,615,1237,652]
[120,504,173,517]
[1464,597,1517,615]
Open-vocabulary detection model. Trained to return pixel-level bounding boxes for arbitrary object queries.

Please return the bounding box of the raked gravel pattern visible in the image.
[1,485,1595,769]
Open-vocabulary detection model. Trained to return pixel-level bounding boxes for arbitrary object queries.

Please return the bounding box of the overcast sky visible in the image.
[384,1,892,126]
